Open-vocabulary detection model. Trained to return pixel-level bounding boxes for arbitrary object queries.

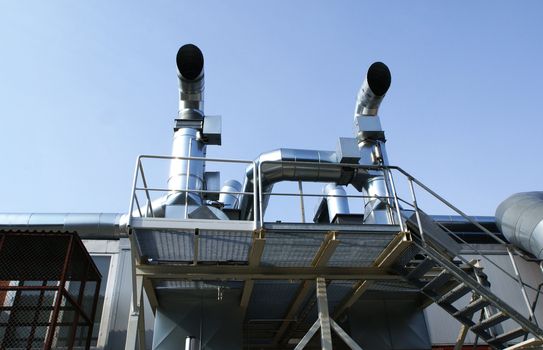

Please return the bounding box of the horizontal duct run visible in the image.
[237,148,362,220]
[0,213,127,239]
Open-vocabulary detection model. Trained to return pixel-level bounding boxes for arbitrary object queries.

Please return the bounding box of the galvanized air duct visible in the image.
[323,183,350,222]
[0,213,128,238]
[237,149,358,220]
[353,62,393,224]
[496,192,543,258]
[354,62,391,117]
[219,180,242,209]
[167,44,207,210]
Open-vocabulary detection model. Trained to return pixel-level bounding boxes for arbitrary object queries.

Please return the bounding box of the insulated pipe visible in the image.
[0,213,128,239]
[354,62,391,117]
[168,44,207,210]
[237,149,357,220]
[496,192,543,258]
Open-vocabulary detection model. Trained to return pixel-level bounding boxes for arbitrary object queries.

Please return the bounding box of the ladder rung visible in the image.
[453,297,490,319]
[406,258,435,280]
[488,327,528,346]
[437,283,471,305]
[471,312,509,332]
[422,271,453,293]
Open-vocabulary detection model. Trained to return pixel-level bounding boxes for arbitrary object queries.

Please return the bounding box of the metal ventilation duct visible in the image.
[354,62,391,117]
[167,44,207,209]
[237,149,358,220]
[0,213,128,238]
[496,192,543,258]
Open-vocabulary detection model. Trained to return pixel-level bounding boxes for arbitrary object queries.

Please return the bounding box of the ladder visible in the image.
[395,212,543,349]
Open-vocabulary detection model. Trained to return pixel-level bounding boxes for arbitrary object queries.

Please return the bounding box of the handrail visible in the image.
[128,154,542,302]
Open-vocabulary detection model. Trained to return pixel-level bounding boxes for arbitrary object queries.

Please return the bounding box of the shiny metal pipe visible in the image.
[238,149,358,220]
[496,192,543,258]
[323,184,350,222]
[353,62,393,224]
[0,213,128,238]
[219,180,242,209]
[354,62,391,117]
[168,44,207,210]
[167,128,206,206]
[177,44,205,114]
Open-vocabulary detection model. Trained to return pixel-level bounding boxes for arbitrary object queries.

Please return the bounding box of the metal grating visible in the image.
[0,231,101,350]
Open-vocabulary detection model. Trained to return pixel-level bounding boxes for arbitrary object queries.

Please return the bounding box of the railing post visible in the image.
[407,177,426,245]
[298,180,306,223]
[258,161,264,228]
[184,141,193,219]
[128,157,142,226]
[385,168,404,232]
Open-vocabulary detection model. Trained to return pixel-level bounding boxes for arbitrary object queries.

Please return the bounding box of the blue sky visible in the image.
[0,1,542,216]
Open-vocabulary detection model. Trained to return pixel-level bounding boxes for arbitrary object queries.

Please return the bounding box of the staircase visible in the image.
[394,212,543,349]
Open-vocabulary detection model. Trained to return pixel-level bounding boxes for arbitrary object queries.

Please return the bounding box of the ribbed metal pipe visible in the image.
[0,213,128,238]
[496,192,543,258]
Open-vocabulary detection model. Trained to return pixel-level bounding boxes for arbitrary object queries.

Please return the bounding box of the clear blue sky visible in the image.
[0,1,542,216]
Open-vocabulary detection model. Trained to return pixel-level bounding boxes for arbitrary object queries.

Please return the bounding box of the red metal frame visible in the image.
[0,231,101,350]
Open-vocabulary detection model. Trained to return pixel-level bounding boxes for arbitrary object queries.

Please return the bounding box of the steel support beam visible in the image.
[293,278,364,350]
[316,277,333,350]
[240,230,266,315]
[143,278,158,316]
[135,265,396,281]
[330,319,363,350]
[125,275,146,350]
[273,232,339,345]
[332,231,411,318]
[294,320,320,350]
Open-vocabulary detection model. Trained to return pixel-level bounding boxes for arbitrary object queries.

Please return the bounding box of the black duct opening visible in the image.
[177,44,204,81]
[367,62,391,96]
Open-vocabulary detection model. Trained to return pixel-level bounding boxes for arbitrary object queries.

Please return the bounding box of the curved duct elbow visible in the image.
[177,44,205,115]
[496,192,543,258]
[237,149,359,220]
[354,62,391,117]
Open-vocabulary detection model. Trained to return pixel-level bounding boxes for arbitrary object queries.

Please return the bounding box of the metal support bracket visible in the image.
[295,277,364,350]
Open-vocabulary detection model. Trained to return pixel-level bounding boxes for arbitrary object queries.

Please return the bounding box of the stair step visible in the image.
[406,258,436,280]
[471,312,509,332]
[422,271,453,293]
[488,327,528,346]
[437,283,471,305]
[453,297,490,319]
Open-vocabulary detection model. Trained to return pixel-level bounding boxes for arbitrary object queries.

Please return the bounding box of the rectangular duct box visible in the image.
[354,115,385,140]
[336,137,360,163]
[202,115,222,145]
[204,171,220,200]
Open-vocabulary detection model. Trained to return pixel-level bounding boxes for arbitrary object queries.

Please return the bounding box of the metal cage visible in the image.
[0,231,101,350]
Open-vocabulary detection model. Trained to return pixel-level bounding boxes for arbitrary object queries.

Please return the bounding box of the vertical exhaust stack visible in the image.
[167,44,207,213]
[353,62,393,224]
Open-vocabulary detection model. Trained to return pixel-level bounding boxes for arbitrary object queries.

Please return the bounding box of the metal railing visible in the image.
[128,155,259,228]
[128,154,542,320]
